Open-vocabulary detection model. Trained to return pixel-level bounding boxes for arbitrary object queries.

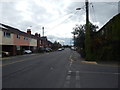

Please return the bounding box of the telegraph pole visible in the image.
[85,0,92,60]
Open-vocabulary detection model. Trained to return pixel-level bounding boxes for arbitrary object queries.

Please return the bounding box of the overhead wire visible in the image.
[49,11,79,30]
[104,2,118,7]
[89,2,97,23]
[47,10,78,24]
[48,5,86,30]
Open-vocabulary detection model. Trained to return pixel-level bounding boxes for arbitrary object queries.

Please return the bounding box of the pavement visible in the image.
[1,48,119,88]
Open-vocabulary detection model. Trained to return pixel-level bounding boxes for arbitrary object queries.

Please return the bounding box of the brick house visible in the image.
[0,23,53,56]
[0,23,37,56]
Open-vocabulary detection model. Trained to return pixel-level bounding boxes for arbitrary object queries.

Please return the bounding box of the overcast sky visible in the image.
[0,0,119,45]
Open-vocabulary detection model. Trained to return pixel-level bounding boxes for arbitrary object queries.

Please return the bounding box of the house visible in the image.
[0,23,37,56]
[0,23,53,56]
[93,13,120,61]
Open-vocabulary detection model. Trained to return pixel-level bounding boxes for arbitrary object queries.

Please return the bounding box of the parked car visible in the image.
[45,48,52,52]
[24,50,32,54]
[71,47,76,51]
[58,48,62,51]
[2,51,10,57]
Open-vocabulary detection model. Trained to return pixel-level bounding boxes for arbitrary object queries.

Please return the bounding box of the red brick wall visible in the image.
[13,34,29,46]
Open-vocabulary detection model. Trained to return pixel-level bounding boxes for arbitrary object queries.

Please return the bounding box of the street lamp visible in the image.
[76,8,81,10]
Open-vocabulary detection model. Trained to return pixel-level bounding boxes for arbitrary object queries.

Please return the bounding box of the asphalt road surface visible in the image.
[1,48,119,88]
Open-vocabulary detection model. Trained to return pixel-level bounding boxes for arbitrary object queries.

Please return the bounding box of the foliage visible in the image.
[72,14,120,62]
[71,23,98,59]
[51,41,62,50]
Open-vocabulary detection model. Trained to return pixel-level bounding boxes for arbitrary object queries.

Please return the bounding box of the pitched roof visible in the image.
[0,23,37,39]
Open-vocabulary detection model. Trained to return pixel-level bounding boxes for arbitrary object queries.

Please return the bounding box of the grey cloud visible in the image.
[48,35,72,45]
[0,0,118,45]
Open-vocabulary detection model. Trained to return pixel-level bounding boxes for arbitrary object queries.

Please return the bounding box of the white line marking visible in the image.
[66,75,71,80]
[76,71,80,80]
[78,71,119,75]
[68,70,72,75]
[75,71,81,88]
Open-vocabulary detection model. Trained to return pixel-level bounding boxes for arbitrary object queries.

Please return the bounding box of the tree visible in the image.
[71,23,98,58]
[51,41,62,50]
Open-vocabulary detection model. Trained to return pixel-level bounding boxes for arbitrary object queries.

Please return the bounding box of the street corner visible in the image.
[80,60,97,64]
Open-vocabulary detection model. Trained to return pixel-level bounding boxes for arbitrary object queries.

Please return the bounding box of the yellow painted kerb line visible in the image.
[81,61,97,64]
[0,55,41,67]
[0,59,28,67]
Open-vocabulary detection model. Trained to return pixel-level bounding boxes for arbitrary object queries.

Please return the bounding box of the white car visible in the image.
[58,48,62,51]
[24,50,32,54]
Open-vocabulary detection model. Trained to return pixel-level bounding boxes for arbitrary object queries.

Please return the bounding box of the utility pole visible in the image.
[85,0,92,60]
[42,27,44,37]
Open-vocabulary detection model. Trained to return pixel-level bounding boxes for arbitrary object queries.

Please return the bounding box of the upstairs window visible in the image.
[3,32,11,38]
[17,35,20,39]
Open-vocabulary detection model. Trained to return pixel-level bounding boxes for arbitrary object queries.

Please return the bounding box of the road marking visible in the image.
[66,75,71,80]
[76,71,80,80]
[78,71,120,75]
[75,71,81,88]
[64,73,71,88]
[81,61,97,64]
[1,60,26,66]
[70,62,72,67]
[0,55,41,67]
[68,70,72,75]
[81,61,119,67]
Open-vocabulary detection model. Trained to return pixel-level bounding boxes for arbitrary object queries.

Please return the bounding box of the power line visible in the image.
[48,5,87,30]
[46,5,87,32]
[104,2,118,7]
[49,5,86,25]
[49,11,79,30]
[47,10,78,24]
[90,2,97,23]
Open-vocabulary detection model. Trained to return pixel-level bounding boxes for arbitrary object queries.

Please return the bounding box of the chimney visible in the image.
[27,29,31,34]
[38,34,41,37]
[27,26,32,34]
[35,33,38,37]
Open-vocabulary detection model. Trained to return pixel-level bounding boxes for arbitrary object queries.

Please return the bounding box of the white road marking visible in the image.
[78,71,120,75]
[75,71,81,88]
[66,75,71,80]
[76,71,80,80]
[68,70,72,75]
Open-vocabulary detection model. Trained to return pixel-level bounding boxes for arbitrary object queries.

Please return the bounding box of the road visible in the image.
[1,48,119,88]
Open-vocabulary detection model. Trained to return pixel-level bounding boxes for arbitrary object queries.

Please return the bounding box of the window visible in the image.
[17,35,20,39]
[24,37,28,40]
[3,32,11,38]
